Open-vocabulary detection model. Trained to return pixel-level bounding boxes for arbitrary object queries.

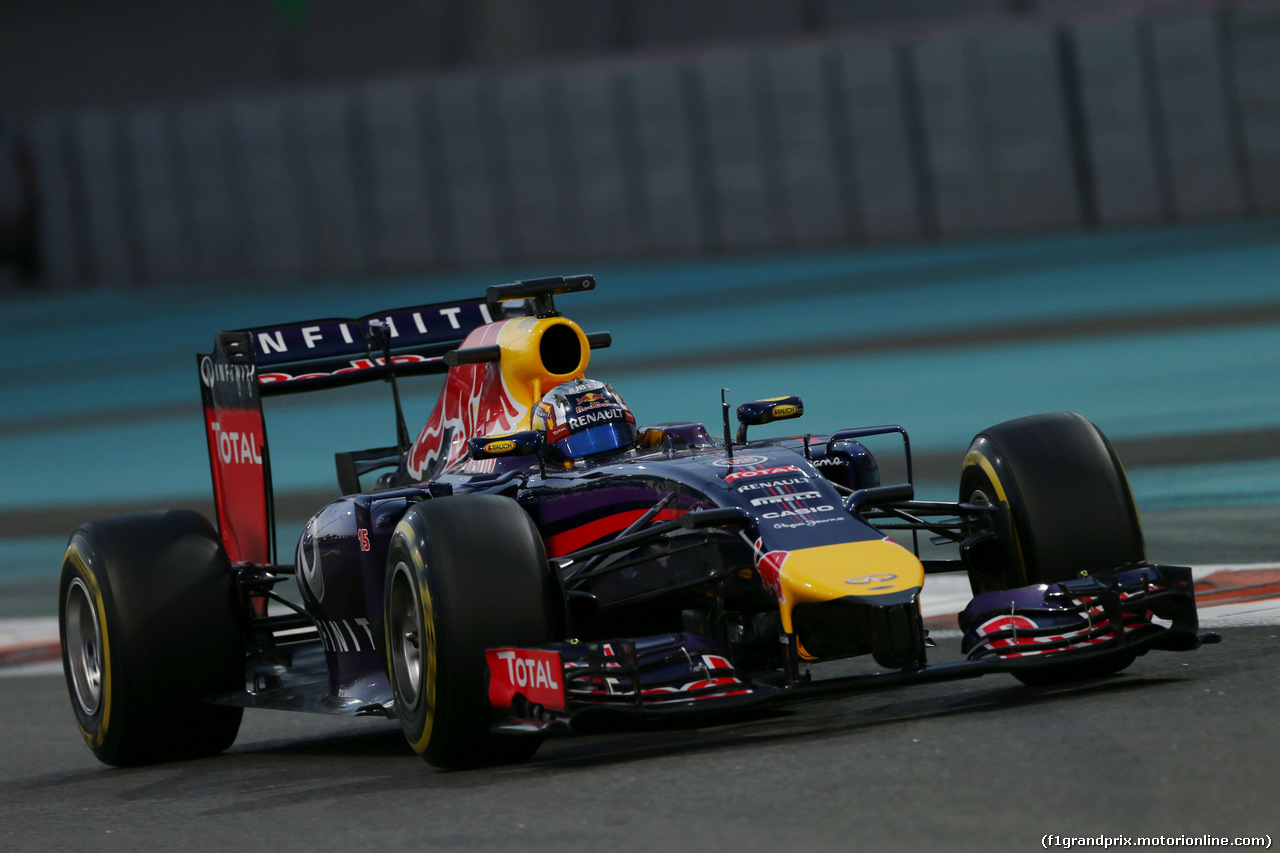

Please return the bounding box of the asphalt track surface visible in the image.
[2,222,1279,850]
[2,619,1276,851]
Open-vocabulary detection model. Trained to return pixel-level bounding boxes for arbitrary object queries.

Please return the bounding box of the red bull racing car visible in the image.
[58,275,1216,768]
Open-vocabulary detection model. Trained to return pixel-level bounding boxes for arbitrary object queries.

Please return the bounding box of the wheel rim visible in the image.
[968,488,994,507]
[388,561,424,711]
[65,577,103,716]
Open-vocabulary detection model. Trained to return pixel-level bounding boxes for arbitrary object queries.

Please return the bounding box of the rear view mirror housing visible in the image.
[736,395,804,443]
[466,430,544,460]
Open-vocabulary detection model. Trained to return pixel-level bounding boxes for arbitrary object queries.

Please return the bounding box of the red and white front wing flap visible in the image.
[959,565,1201,661]
[486,633,755,720]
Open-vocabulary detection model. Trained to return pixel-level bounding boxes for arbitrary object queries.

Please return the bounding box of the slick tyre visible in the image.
[385,495,558,769]
[958,413,1144,685]
[960,412,1144,592]
[59,510,245,766]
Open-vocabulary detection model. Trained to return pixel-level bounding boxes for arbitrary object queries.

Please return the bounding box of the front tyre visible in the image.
[960,412,1144,593]
[385,495,558,769]
[59,511,245,766]
[959,413,1144,685]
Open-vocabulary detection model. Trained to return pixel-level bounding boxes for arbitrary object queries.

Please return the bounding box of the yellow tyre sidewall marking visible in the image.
[390,520,439,755]
[963,448,1029,587]
[65,540,112,749]
[407,570,438,754]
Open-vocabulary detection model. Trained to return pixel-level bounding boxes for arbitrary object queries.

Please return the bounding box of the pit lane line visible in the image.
[4,564,1277,677]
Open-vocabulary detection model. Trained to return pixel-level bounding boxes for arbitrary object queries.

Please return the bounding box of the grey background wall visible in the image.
[4,0,1279,289]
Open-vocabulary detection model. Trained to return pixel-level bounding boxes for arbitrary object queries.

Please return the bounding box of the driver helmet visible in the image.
[532,378,637,465]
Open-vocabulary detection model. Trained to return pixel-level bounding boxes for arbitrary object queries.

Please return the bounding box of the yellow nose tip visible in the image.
[777,539,924,634]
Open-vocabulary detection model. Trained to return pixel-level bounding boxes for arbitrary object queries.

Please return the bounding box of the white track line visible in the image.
[3,565,1277,676]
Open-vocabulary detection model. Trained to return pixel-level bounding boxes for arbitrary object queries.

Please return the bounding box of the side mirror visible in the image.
[467,430,544,460]
[736,395,803,443]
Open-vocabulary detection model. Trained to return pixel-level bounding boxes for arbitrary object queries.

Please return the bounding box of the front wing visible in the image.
[486,564,1217,733]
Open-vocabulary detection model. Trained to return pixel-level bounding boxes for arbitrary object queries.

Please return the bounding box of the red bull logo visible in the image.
[574,391,612,413]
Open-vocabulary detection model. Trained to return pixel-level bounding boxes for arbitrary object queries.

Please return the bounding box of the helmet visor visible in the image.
[555,421,637,460]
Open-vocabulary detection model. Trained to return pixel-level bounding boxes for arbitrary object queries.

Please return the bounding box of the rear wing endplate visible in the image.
[198,332,272,564]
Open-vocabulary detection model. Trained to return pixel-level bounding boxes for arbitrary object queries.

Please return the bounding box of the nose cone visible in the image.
[770,539,927,668]
[775,539,925,629]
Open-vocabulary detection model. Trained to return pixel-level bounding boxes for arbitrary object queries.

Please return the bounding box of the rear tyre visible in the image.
[958,413,1144,685]
[385,495,558,769]
[59,510,245,766]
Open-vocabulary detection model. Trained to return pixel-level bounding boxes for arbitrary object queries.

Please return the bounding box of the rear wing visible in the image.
[247,297,498,396]
[197,295,512,564]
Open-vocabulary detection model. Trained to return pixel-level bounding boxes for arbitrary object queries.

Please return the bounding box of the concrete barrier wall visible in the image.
[763,45,847,247]
[557,66,639,258]
[910,25,1081,238]
[24,3,1280,287]
[1150,15,1248,221]
[912,35,993,238]
[824,0,1007,26]
[830,41,923,242]
[362,82,436,274]
[435,76,502,270]
[1073,18,1167,226]
[297,90,367,277]
[631,0,808,47]
[174,104,246,282]
[27,115,82,286]
[229,99,310,279]
[126,109,187,283]
[626,59,707,256]
[696,50,777,252]
[495,75,567,264]
[75,111,137,285]
[976,27,1081,233]
[1228,3,1280,214]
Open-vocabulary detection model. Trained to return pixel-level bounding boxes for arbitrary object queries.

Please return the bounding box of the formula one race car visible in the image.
[58,275,1217,768]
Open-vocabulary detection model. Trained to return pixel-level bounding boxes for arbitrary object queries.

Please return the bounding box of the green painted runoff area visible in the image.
[3,220,1279,583]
